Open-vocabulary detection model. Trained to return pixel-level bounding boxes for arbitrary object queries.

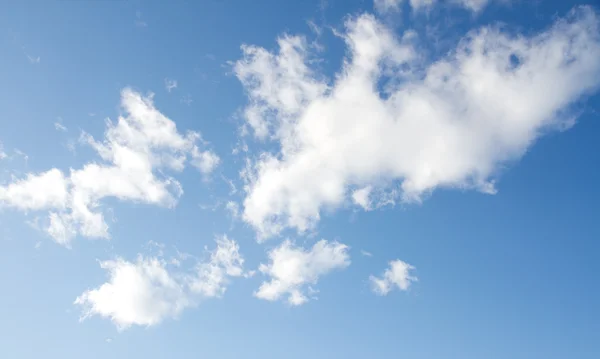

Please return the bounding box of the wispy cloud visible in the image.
[0,142,6,160]
[165,78,178,93]
[135,11,147,28]
[181,94,193,106]
[26,55,40,64]
[54,118,67,132]
[360,250,373,257]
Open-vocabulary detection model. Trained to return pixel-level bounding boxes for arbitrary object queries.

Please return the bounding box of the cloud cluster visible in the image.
[255,239,350,305]
[370,259,417,295]
[0,89,219,245]
[75,236,245,329]
[236,7,600,239]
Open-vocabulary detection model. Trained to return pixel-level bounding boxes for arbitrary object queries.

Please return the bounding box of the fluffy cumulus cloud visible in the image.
[0,89,220,245]
[235,7,600,239]
[255,240,350,306]
[370,259,417,295]
[75,236,245,330]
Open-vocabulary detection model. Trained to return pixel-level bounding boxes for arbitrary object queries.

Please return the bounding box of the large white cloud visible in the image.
[235,7,600,239]
[370,259,417,295]
[255,239,350,306]
[75,236,245,330]
[0,89,220,245]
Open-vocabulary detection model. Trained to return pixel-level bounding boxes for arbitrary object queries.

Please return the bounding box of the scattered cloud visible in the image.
[370,259,417,295]
[235,7,600,239]
[165,78,178,93]
[352,186,373,211]
[27,55,40,64]
[0,89,218,245]
[13,149,28,164]
[75,236,246,330]
[0,142,6,160]
[135,11,147,28]
[374,0,491,13]
[222,176,238,195]
[374,0,403,13]
[453,0,490,12]
[181,94,193,106]
[191,148,221,175]
[255,239,350,306]
[360,249,373,257]
[54,119,68,132]
[225,201,240,218]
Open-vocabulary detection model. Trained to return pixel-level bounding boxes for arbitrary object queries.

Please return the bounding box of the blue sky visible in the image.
[1,0,600,358]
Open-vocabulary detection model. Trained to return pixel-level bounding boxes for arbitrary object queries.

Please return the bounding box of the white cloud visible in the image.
[181,94,193,106]
[0,169,69,211]
[352,186,373,211]
[54,121,67,132]
[255,239,350,306]
[0,88,218,245]
[370,259,417,295]
[374,0,490,13]
[360,249,373,257]
[225,201,240,218]
[165,78,178,93]
[191,148,221,175]
[454,0,490,12]
[0,142,7,160]
[75,236,245,330]
[13,149,28,163]
[188,235,245,297]
[374,0,403,13]
[235,7,600,239]
[27,55,40,64]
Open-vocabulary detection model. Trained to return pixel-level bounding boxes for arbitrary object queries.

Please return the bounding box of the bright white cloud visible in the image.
[235,7,600,239]
[0,169,69,211]
[255,239,350,306]
[165,78,178,92]
[370,259,417,295]
[352,186,373,211]
[75,236,245,330]
[0,88,219,245]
